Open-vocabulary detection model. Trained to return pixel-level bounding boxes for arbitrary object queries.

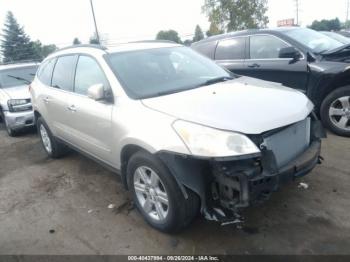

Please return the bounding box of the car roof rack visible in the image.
[56,44,108,53]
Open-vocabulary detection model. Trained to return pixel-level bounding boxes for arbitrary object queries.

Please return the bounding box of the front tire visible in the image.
[1,111,17,137]
[127,151,199,233]
[320,86,350,137]
[37,117,68,158]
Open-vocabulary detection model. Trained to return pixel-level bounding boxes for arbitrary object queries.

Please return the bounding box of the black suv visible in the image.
[192,27,350,137]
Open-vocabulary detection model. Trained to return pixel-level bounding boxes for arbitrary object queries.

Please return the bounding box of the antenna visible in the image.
[89,0,100,44]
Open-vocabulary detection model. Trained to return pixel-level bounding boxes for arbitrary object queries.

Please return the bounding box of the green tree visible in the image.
[193,25,204,42]
[206,22,224,37]
[156,30,182,43]
[309,18,342,31]
[73,38,81,45]
[1,11,40,62]
[202,0,269,32]
[31,40,57,59]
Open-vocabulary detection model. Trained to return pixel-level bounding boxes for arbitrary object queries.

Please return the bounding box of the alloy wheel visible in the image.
[329,96,350,131]
[133,166,169,222]
[40,124,52,154]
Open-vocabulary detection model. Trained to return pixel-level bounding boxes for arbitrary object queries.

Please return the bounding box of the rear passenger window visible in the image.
[215,37,245,60]
[250,35,289,59]
[74,56,109,95]
[51,55,76,91]
[37,58,56,86]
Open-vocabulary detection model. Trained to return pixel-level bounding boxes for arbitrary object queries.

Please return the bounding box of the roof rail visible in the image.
[55,44,108,53]
[128,40,177,44]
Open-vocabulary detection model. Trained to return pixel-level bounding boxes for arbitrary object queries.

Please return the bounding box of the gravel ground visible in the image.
[0,122,349,255]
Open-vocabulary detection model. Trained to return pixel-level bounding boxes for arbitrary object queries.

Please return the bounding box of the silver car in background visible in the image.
[0,63,38,136]
[30,43,324,233]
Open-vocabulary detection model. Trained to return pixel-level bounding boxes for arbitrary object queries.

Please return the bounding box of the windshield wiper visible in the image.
[199,76,234,87]
[6,75,31,84]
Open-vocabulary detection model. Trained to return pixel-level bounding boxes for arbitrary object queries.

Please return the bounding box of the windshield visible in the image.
[283,28,344,53]
[320,31,350,45]
[107,46,232,99]
[0,66,38,88]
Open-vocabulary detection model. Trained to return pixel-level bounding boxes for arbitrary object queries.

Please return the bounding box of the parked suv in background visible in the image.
[30,43,324,232]
[192,27,350,137]
[0,63,38,136]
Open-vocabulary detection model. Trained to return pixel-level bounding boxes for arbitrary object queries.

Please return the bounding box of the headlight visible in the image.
[172,120,260,157]
[7,99,32,112]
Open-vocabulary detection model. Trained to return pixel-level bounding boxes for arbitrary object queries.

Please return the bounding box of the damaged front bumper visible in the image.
[158,117,325,224]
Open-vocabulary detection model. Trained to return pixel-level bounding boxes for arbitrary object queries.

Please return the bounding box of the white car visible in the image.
[0,63,38,136]
[30,42,324,232]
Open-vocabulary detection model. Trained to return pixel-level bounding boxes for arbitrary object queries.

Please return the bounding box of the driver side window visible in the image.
[250,35,289,59]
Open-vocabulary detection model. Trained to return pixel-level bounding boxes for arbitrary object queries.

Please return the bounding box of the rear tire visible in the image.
[127,151,200,233]
[320,86,350,137]
[37,117,68,158]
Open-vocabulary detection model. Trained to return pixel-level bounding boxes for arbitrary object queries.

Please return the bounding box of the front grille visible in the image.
[262,118,311,168]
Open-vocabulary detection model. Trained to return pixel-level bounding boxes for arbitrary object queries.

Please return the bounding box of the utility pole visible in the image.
[89,0,100,44]
[295,0,299,26]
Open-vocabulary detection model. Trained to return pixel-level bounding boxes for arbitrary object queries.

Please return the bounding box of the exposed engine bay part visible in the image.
[157,117,325,223]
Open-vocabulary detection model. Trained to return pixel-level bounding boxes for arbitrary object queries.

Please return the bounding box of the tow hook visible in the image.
[318,155,324,164]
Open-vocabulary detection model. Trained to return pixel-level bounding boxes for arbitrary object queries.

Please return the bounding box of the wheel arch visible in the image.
[120,145,196,205]
[315,69,350,110]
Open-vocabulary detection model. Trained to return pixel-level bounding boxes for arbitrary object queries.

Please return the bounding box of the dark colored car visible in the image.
[192,27,350,137]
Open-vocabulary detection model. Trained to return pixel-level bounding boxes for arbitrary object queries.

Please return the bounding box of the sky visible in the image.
[0,0,348,47]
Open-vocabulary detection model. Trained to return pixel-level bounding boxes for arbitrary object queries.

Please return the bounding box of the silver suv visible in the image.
[0,63,38,136]
[30,43,324,232]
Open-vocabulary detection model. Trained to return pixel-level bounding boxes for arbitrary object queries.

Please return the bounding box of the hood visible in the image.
[322,43,350,55]
[1,85,31,100]
[142,76,314,134]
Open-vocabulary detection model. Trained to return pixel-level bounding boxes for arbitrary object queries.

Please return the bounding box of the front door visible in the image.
[243,34,308,91]
[66,55,114,163]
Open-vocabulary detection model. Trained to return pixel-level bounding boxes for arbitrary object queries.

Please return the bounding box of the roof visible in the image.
[0,62,39,71]
[192,26,300,45]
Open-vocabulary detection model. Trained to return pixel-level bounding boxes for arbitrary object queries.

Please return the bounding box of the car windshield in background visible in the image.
[320,31,350,45]
[0,66,38,88]
[283,28,344,54]
[107,47,232,99]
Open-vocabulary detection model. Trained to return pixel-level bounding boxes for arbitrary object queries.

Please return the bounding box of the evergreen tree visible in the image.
[73,38,82,45]
[1,11,40,62]
[193,25,205,42]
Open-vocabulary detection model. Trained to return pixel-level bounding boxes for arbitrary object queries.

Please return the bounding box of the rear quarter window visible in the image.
[215,37,246,60]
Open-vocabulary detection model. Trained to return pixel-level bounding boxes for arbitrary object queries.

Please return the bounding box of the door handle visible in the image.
[248,63,260,68]
[67,105,77,112]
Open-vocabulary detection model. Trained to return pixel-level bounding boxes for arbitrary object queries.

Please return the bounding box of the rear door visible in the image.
[40,55,77,139]
[66,55,114,163]
[243,34,308,90]
[214,36,247,75]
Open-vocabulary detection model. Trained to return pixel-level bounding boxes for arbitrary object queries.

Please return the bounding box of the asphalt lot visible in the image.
[0,121,349,255]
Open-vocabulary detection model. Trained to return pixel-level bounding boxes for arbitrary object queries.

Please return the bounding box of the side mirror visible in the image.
[278,47,302,60]
[87,83,105,101]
